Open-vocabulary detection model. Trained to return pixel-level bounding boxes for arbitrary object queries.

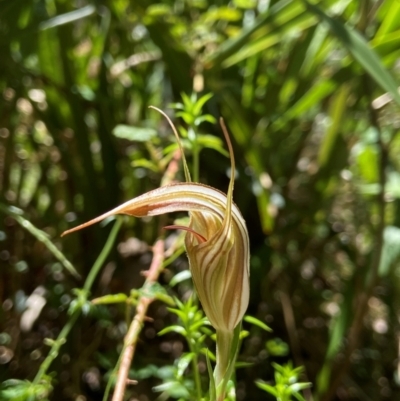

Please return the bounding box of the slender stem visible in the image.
[111,239,165,401]
[83,217,123,292]
[193,144,199,183]
[31,218,122,386]
[32,310,80,385]
[215,330,234,401]
[189,126,200,183]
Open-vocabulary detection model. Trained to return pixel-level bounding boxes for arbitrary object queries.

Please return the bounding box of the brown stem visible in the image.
[112,239,165,401]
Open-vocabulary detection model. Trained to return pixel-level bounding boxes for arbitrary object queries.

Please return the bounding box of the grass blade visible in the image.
[305,1,400,107]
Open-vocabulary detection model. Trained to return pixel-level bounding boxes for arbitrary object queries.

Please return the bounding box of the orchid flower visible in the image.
[62,108,250,400]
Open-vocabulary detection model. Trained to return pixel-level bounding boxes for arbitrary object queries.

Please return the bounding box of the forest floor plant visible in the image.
[0,95,310,401]
[61,105,250,401]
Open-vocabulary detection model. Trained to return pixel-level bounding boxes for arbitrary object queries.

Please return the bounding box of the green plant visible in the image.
[2,1,400,400]
[256,362,311,401]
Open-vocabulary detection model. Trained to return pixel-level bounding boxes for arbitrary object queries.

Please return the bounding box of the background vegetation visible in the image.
[1,0,400,400]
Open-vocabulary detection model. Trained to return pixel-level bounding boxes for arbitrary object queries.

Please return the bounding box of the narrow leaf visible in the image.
[40,5,95,30]
[305,1,400,107]
[113,125,158,142]
[244,315,273,332]
[0,204,80,279]
[91,293,128,305]
[169,270,192,287]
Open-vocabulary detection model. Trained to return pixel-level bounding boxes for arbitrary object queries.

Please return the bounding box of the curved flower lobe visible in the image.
[62,117,250,334]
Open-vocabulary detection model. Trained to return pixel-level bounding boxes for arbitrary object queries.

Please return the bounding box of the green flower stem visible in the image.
[192,139,199,183]
[214,330,233,390]
[32,218,123,387]
[214,324,242,401]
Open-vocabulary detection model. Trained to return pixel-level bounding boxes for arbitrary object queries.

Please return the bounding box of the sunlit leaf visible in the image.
[113,125,158,142]
[305,1,400,107]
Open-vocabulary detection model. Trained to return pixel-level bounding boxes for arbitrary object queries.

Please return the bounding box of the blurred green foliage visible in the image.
[1,0,400,400]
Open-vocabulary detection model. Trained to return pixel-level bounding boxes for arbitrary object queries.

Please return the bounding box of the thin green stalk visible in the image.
[162,245,185,268]
[215,330,234,390]
[192,140,199,183]
[215,324,242,401]
[32,310,80,386]
[83,217,123,292]
[188,126,200,183]
[32,218,123,386]
[103,350,124,401]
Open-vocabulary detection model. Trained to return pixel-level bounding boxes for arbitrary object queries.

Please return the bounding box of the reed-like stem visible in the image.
[32,218,122,388]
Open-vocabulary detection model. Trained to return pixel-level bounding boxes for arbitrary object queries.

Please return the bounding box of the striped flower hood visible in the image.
[62,111,250,333]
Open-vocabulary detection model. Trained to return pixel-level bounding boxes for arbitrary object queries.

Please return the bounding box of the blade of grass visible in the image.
[0,203,80,279]
[304,1,400,107]
[31,217,123,390]
[39,5,96,31]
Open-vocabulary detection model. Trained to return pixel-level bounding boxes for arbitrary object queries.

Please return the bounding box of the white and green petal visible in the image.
[62,181,250,333]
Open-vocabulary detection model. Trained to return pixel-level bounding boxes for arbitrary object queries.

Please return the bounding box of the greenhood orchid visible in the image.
[62,108,250,399]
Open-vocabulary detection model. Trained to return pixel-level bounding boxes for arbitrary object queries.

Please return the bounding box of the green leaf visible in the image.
[202,6,242,23]
[113,125,158,142]
[158,325,187,336]
[194,115,217,126]
[205,0,305,68]
[305,1,400,107]
[0,203,80,279]
[197,134,229,156]
[206,349,216,401]
[40,5,95,30]
[290,382,312,392]
[146,4,172,17]
[176,353,194,378]
[130,364,159,380]
[138,282,175,305]
[266,338,289,356]
[201,348,216,361]
[255,381,278,396]
[176,111,195,125]
[91,293,128,305]
[273,80,336,129]
[318,85,351,168]
[153,380,191,398]
[356,145,379,183]
[192,93,214,117]
[131,158,160,173]
[233,0,257,9]
[375,0,400,39]
[244,315,272,332]
[379,226,400,277]
[169,270,192,287]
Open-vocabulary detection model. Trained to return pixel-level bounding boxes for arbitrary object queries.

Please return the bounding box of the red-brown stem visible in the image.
[112,239,165,401]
